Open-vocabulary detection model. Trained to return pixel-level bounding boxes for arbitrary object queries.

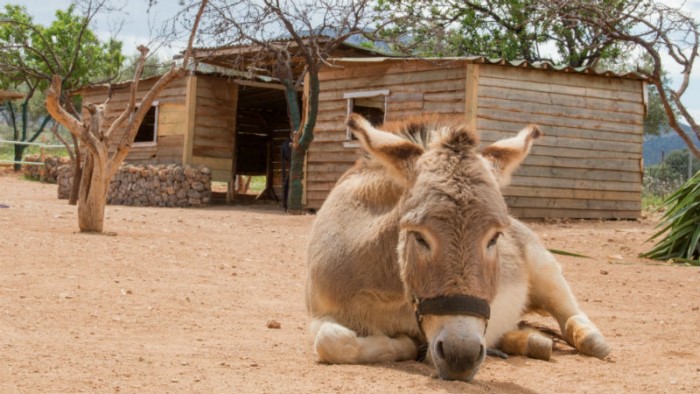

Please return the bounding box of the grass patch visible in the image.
[0,143,69,161]
[249,176,266,193]
[641,193,666,212]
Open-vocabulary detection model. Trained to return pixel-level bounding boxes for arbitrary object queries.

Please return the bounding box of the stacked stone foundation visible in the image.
[22,155,71,183]
[57,163,212,207]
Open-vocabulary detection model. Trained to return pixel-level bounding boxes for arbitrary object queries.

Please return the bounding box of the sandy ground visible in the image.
[1,172,699,393]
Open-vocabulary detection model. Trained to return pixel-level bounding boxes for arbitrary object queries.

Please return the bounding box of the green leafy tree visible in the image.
[0,3,124,173]
[663,149,700,179]
[377,0,631,66]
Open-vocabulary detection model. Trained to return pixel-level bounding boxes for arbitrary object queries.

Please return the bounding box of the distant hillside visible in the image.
[643,124,699,165]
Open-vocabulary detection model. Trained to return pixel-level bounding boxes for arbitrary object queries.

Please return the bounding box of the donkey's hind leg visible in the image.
[524,241,611,359]
[310,317,417,364]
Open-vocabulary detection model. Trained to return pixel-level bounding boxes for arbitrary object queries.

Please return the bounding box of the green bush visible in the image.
[641,169,700,265]
[643,149,698,210]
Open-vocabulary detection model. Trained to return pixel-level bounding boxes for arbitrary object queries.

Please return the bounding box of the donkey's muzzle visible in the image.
[431,328,486,381]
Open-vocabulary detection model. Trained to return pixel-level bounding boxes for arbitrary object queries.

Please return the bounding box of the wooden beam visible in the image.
[302,72,310,207]
[182,75,198,165]
[227,83,239,202]
[232,78,296,91]
[464,64,479,130]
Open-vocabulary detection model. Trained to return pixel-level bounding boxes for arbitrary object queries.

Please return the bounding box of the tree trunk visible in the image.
[13,144,25,172]
[77,152,109,232]
[69,160,82,206]
[68,134,81,206]
[287,145,307,213]
[286,72,319,213]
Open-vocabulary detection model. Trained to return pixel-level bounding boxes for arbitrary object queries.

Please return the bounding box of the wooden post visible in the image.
[300,73,311,207]
[464,63,480,131]
[39,146,46,182]
[689,148,693,181]
[227,83,239,202]
[182,74,197,165]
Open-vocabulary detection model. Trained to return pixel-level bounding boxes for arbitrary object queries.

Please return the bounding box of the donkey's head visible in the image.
[347,113,541,381]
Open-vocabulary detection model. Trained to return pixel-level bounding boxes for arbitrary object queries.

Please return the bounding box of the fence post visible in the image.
[689,149,693,180]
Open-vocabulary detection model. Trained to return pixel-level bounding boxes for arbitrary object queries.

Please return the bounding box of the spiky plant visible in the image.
[641,170,700,265]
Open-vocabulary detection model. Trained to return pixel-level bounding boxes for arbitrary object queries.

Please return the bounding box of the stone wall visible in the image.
[57,164,212,207]
[22,155,71,183]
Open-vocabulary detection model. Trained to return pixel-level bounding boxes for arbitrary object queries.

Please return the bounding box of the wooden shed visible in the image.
[76,48,647,218]
[307,57,646,219]
[74,71,294,200]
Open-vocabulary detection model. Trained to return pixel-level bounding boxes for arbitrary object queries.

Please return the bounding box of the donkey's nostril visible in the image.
[435,340,446,360]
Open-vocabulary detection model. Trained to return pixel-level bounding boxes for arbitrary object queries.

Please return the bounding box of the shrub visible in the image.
[641,169,700,265]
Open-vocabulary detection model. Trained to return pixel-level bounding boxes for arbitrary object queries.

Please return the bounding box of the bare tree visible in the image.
[45,0,209,233]
[199,0,390,212]
[542,0,700,159]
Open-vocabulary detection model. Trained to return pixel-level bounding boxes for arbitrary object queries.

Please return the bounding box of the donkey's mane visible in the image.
[379,114,480,149]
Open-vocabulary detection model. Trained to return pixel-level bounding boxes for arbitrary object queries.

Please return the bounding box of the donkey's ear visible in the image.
[347,113,424,185]
[481,124,542,188]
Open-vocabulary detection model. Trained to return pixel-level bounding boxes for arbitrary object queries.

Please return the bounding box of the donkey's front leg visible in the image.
[523,233,611,359]
[310,317,418,364]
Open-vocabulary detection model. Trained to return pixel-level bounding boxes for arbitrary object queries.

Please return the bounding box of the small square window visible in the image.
[134,104,158,144]
[344,90,389,143]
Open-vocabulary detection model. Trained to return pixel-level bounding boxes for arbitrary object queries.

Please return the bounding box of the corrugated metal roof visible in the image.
[72,69,282,95]
[328,56,647,80]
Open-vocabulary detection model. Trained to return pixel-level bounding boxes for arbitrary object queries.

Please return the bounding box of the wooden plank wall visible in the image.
[308,60,467,209]
[190,75,237,182]
[476,65,644,219]
[157,102,186,162]
[79,77,188,164]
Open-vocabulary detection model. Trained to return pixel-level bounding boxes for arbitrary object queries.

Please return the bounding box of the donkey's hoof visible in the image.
[577,331,611,359]
[527,335,552,361]
[565,315,611,359]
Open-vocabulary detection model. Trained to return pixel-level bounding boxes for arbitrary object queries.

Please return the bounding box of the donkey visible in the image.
[305,113,611,381]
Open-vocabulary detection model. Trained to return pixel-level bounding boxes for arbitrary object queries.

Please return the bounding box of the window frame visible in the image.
[343,90,389,147]
[133,100,159,147]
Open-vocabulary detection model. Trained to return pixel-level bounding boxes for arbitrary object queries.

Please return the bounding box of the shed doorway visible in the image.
[228,83,293,205]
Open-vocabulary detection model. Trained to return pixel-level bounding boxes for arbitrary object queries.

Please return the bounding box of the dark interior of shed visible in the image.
[231,84,294,203]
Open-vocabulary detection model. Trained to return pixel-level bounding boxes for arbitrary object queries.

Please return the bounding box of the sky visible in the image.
[3,0,700,122]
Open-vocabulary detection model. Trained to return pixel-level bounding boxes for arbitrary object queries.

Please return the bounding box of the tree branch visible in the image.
[45,75,101,159]
[108,0,209,176]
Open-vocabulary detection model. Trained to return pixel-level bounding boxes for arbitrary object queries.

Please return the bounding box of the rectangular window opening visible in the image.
[134,104,158,145]
[344,90,389,143]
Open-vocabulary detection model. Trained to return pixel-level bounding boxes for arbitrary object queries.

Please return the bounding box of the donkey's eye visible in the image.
[411,231,430,250]
[487,232,502,248]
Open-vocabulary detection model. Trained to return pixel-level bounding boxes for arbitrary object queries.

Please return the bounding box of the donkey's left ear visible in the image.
[481,124,542,188]
[347,113,424,186]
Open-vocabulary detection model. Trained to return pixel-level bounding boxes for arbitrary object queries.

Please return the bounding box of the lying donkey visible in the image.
[306,113,611,381]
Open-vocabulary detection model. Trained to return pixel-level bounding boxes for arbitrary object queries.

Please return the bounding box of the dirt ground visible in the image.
[1,172,699,393]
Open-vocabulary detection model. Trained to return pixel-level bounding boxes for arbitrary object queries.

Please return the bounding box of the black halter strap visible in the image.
[412,294,490,338]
